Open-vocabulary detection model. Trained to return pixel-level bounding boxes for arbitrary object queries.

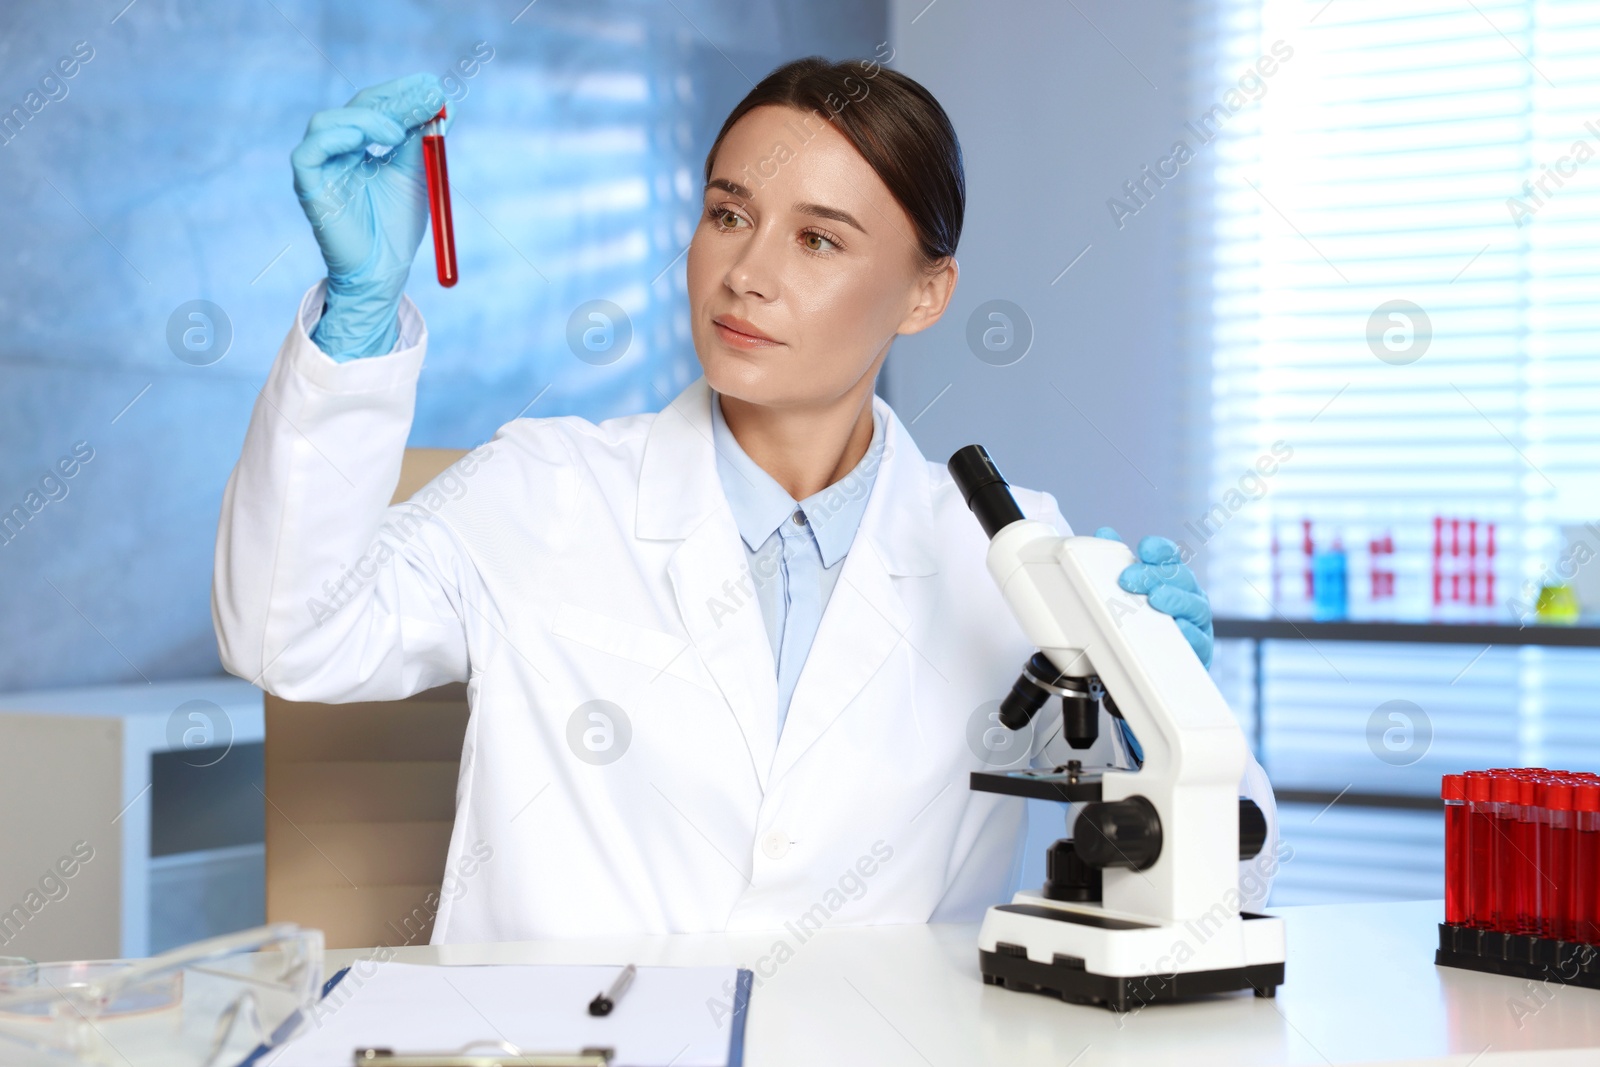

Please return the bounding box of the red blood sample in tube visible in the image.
[1532,774,1554,938]
[1465,772,1494,928]
[1574,783,1600,944]
[422,107,458,288]
[1541,779,1575,941]
[1491,774,1521,932]
[1444,775,1468,926]
[1514,775,1541,934]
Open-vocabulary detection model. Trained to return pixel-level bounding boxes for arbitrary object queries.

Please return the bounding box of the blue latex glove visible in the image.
[1095,527,1214,669]
[290,73,452,361]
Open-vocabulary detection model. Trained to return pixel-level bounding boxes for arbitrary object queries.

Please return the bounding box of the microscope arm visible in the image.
[951,446,1290,1008]
[951,444,1273,925]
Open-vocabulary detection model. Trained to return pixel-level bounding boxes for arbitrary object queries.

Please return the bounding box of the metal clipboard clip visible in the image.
[354,1040,615,1066]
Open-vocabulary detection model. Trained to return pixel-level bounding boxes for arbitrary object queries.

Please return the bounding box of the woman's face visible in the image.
[686,104,956,411]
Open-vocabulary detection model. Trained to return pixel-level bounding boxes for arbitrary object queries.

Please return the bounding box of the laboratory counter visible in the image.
[324,900,1600,1066]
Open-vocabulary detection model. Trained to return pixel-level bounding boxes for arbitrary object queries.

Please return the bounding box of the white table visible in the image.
[323,901,1600,1066]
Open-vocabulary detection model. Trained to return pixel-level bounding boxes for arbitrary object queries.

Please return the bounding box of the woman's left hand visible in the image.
[1094,527,1213,669]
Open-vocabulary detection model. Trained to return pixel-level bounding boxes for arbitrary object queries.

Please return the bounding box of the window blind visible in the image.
[1186,0,1600,903]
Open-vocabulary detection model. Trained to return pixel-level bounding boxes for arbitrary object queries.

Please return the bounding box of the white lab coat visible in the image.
[213,282,1278,944]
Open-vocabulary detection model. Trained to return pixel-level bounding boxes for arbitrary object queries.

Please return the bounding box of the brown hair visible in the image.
[703,57,965,268]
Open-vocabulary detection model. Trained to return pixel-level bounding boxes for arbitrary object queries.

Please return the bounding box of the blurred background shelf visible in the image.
[1217,616,1600,770]
[1215,617,1600,647]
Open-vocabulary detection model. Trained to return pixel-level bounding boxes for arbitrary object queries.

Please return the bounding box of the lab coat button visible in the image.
[761,830,791,859]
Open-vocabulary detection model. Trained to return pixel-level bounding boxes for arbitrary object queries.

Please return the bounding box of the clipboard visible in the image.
[351,1043,615,1065]
[242,964,754,1067]
[237,966,356,1067]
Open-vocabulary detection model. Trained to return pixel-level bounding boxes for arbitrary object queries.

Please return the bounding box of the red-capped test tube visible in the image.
[422,106,458,288]
[1574,781,1600,944]
[1540,778,1575,941]
[1465,771,1495,928]
[1491,774,1521,931]
[1443,774,1468,926]
[1514,774,1541,935]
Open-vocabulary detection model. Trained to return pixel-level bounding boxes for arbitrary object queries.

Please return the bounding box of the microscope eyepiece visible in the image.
[947,444,1026,540]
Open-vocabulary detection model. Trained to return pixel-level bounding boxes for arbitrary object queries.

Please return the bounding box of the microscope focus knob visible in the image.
[1044,838,1102,902]
[1239,797,1268,860]
[1073,796,1163,871]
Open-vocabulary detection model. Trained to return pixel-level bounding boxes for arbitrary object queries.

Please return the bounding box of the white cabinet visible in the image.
[0,677,263,960]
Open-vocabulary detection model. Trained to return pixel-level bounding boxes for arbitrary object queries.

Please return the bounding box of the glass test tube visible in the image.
[1541,779,1574,941]
[422,106,458,288]
[1444,774,1467,926]
[1491,774,1521,932]
[1465,772,1494,928]
[1514,774,1541,935]
[1573,783,1600,944]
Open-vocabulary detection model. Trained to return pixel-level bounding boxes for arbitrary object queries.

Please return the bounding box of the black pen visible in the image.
[587,964,636,1016]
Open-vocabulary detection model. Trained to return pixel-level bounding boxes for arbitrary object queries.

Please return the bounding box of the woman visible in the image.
[214,58,1277,943]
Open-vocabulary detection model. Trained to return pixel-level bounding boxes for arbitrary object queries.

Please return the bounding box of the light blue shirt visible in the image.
[709,390,886,737]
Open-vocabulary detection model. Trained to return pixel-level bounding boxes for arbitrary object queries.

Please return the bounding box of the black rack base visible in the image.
[1435,923,1600,989]
[979,945,1284,1013]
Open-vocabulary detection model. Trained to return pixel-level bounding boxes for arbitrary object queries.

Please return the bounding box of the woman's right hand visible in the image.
[290,73,452,360]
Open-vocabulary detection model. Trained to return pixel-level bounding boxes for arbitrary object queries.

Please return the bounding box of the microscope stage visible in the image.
[969,767,1105,803]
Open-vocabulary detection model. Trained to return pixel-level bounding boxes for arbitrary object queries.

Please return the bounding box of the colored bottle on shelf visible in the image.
[1368,531,1395,605]
[1537,583,1581,624]
[1311,540,1348,622]
[1432,516,1443,607]
[1302,519,1315,602]
[1270,526,1281,607]
[1478,521,1491,604]
[1450,519,1461,606]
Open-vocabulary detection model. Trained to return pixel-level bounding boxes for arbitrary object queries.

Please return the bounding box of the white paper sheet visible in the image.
[263,961,743,1067]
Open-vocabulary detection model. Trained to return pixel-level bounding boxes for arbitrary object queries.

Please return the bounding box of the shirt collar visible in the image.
[710,390,886,569]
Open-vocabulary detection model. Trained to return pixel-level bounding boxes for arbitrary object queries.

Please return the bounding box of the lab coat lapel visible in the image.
[638,378,778,793]
[767,394,940,785]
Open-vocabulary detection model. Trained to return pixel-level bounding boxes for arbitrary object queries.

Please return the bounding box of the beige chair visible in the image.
[263,448,470,950]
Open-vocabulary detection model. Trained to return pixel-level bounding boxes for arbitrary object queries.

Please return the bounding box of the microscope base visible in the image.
[977,897,1286,1012]
[979,946,1283,1013]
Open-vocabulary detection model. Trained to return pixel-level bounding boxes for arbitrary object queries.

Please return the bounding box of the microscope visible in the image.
[948,445,1285,1013]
